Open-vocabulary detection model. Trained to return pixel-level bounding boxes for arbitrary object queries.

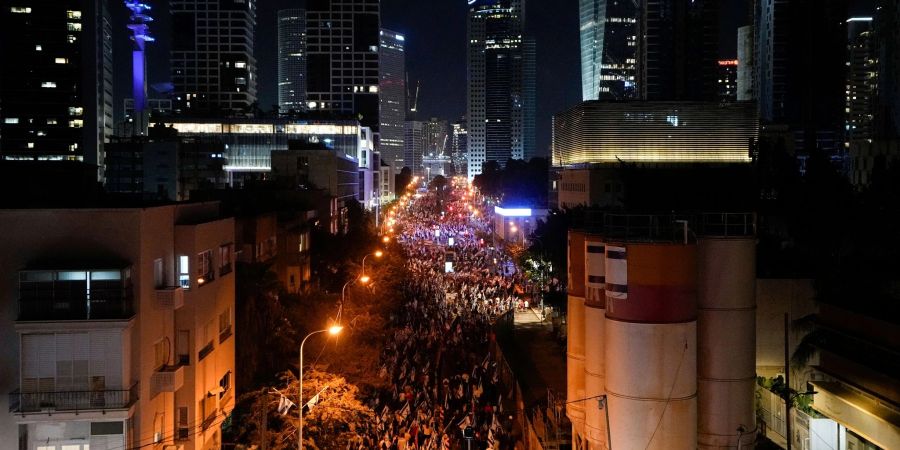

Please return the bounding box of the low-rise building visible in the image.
[0,203,236,450]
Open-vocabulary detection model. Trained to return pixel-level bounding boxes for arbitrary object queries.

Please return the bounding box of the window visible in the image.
[55,58,68,64]
[176,330,190,365]
[218,371,231,399]
[218,308,232,343]
[11,6,32,13]
[67,10,81,19]
[47,118,58,125]
[234,61,246,68]
[68,120,83,128]
[178,255,190,289]
[41,82,57,88]
[35,45,42,51]
[67,22,82,32]
[4,118,18,124]
[176,407,189,440]
[196,250,213,284]
[218,244,232,275]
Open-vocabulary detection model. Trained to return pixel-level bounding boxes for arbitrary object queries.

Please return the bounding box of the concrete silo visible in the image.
[697,233,757,449]
[583,235,608,448]
[605,243,698,450]
[567,230,587,437]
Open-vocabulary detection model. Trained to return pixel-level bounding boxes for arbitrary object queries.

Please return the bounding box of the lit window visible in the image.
[4,118,19,124]
[55,58,68,64]
[47,118,58,125]
[41,81,57,88]
[234,61,246,68]
[10,6,31,13]
[68,106,83,116]
[67,22,82,32]
[66,10,81,19]
[35,45,42,51]
[178,255,190,289]
[67,35,77,43]
[27,142,34,148]
[368,85,379,93]
[68,119,83,128]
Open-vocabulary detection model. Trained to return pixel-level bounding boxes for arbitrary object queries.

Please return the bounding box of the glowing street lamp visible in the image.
[298,325,343,450]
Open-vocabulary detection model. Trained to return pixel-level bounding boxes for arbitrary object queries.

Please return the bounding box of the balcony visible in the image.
[9,383,139,413]
[150,365,185,398]
[155,287,184,310]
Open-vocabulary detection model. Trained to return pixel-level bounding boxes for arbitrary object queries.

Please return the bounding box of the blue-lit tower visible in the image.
[125,1,154,135]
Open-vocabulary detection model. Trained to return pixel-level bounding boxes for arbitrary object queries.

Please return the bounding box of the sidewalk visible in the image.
[501,308,567,409]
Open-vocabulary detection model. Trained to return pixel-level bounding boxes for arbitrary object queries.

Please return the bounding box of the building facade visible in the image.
[579,0,638,101]
[466,0,536,178]
[170,0,258,113]
[404,120,426,176]
[305,0,381,130]
[379,29,406,169]
[0,204,236,450]
[277,9,306,114]
[0,0,114,179]
[717,60,738,102]
[736,25,755,101]
[552,101,758,167]
[637,0,719,101]
[846,18,877,148]
[451,118,468,176]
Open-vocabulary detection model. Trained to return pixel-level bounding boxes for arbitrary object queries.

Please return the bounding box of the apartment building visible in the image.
[0,203,236,450]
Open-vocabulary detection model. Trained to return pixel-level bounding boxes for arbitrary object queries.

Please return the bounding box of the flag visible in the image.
[457,415,470,431]
[481,353,490,370]
[381,406,390,422]
[486,429,495,449]
[399,401,411,422]
[497,394,503,413]
[491,413,500,432]
[277,395,295,415]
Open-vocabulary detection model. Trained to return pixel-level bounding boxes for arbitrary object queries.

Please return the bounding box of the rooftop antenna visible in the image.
[125,1,155,135]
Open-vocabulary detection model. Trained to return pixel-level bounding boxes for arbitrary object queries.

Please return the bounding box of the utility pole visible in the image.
[259,389,268,450]
[784,313,792,450]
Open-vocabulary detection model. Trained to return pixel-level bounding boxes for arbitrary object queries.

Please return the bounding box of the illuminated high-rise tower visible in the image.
[580,0,638,101]
[466,0,535,178]
[379,29,406,168]
[0,0,114,179]
[170,0,258,114]
[277,9,306,113]
[126,1,154,135]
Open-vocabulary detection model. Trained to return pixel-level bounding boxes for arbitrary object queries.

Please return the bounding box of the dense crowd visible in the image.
[346,185,525,450]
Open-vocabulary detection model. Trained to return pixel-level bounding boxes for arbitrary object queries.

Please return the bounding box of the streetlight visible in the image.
[338,275,370,322]
[362,250,384,275]
[298,325,343,450]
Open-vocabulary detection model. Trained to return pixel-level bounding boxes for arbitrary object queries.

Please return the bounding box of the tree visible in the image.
[234,369,376,450]
[395,167,412,197]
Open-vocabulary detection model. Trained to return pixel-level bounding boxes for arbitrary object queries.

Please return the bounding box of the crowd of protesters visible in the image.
[346,183,525,450]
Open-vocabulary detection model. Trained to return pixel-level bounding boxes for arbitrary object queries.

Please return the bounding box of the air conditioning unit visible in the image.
[154,432,163,443]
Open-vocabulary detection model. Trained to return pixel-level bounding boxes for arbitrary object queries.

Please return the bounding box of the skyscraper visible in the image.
[736,25,755,101]
[451,117,468,176]
[466,0,536,178]
[305,0,381,130]
[755,0,848,157]
[404,120,426,175]
[277,9,306,114]
[170,0,257,114]
[846,17,876,147]
[717,60,738,102]
[0,0,113,179]
[579,0,638,101]
[637,0,719,101]
[380,29,406,168]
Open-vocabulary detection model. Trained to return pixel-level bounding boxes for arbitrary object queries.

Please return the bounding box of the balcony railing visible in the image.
[18,291,134,321]
[9,383,139,413]
[155,286,184,310]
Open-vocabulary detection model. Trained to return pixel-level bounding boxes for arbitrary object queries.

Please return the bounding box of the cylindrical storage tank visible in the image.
[583,235,608,449]
[567,230,587,435]
[605,242,698,450]
[697,237,757,449]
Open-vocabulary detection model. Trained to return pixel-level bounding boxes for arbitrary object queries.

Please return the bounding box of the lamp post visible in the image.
[339,275,370,321]
[361,250,384,275]
[298,325,343,450]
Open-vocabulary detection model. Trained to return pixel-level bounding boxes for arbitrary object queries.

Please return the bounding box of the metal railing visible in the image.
[578,211,756,241]
[9,383,139,413]
[18,292,134,321]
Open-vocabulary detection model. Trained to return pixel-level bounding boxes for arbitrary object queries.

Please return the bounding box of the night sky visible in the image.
[118,0,874,157]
